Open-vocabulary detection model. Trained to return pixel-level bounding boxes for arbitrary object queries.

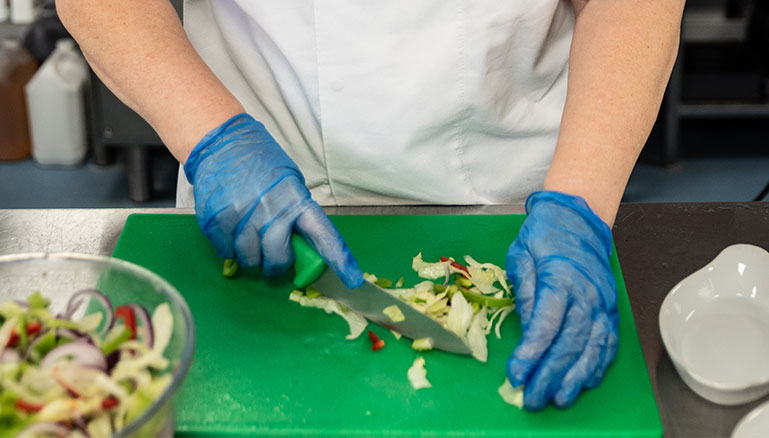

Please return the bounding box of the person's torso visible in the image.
[178,0,574,207]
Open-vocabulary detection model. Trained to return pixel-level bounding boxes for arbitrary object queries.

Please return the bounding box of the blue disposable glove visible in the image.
[505,191,619,410]
[184,113,363,288]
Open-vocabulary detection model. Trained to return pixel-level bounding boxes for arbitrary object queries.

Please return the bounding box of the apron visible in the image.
[178,0,574,208]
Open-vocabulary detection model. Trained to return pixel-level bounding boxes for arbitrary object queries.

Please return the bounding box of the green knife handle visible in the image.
[291,234,327,289]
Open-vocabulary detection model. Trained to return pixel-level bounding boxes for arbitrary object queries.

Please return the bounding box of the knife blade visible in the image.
[291,234,472,355]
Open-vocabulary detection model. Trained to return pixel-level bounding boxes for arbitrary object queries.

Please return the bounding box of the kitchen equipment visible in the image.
[0,0,8,22]
[0,38,36,161]
[0,252,195,437]
[292,235,472,355]
[10,0,39,24]
[660,243,769,405]
[25,38,89,166]
[113,213,662,437]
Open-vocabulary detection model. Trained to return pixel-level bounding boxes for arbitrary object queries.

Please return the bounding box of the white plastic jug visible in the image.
[25,39,89,166]
[0,0,9,22]
[10,0,40,24]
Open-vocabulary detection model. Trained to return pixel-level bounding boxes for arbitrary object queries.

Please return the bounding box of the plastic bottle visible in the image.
[0,38,37,161]
[25,38,89,166]
[0,0,9,22]
[10,0,39,24]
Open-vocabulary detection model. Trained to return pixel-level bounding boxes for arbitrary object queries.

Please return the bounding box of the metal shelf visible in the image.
[678,102,769,118]
[0,22,29,39]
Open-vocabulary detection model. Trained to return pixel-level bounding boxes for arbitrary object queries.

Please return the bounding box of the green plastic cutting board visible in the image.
[112,214,662,437]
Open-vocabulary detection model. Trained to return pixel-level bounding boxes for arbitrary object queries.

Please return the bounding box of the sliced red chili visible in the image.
[440,256,470,276]
[15,399,44,413]
[6,322,43,348]
[101,396,119,409]
[114,305,137,340]
[371,339,386,351]
[368,330,385,351]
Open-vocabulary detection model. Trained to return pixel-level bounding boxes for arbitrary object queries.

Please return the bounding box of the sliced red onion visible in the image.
[65,289,113,336]
[442,264,451,287]
[127,303,154,348]
[55,327,94,344]
[41,340,107,371]
[16,422,71,438]
[105,350,121,373]
[74,416,89,437]
[13,299,29,308]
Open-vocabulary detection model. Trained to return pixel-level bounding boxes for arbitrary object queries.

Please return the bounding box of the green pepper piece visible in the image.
[457,287,514,308]
[305,287,322,299]
[223,259,239,277]
[32,329,57,359]
[101,327,132,355]
[55,336,74,348]
[44,318,80,330]
[27,291,50,309]
[15,315,28,351]
[454,276,473,288]
[374,278,393,288]
[433,283,446,293]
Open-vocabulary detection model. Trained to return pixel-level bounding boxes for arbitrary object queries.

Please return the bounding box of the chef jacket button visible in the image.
[330,80,344,92]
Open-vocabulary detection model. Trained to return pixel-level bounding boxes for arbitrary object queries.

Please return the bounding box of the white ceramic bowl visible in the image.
[732,399,769,438]
[660,244,769,405]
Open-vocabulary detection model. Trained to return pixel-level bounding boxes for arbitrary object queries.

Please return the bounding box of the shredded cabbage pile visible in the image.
[288,253,522,406]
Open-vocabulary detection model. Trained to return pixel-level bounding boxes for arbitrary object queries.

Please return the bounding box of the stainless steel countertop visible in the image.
[0,206,525,256]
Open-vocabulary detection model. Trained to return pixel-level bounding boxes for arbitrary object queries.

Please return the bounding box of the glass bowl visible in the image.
[0,253,195,437]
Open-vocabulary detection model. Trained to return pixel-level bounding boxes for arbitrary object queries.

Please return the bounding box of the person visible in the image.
[57,0,685,411]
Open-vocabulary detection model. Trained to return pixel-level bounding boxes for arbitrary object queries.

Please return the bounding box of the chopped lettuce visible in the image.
[411,253,451,280]
[77,312,103,333]
[466,311,488,362]
[411,337,433,351]
[498,379,524,409]
[151,303,173,355]
[446,292,473,338]
[464,255,512,296]
[289,291,367,340]
[382,305,405,323]
[407,357,431,390]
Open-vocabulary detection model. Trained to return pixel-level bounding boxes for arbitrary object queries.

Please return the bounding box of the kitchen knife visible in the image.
[291,234,472,355]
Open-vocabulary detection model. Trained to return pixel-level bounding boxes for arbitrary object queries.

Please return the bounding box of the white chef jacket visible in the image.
[177,1,574,208]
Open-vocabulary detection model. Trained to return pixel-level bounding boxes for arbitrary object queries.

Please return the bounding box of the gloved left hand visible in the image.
[505,190,619,410]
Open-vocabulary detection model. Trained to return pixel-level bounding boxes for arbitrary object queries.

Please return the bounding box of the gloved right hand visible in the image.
[183,113,363,288]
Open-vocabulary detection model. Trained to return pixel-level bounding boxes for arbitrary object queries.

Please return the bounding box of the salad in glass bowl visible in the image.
[0,253,195,437]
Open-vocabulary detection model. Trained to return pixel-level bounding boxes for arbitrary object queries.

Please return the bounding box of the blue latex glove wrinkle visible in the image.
[506,191,619,410]
[184,113,363,288]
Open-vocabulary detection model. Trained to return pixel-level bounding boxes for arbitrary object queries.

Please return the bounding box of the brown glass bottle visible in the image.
[0,39,38,161]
